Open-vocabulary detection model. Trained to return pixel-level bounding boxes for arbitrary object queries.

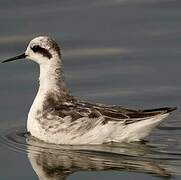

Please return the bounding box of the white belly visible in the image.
[27,113,168,145]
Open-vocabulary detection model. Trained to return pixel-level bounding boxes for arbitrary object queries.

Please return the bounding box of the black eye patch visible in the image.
[31,45,52,59]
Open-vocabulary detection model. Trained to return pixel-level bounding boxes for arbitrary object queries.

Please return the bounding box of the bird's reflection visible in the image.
[26,136,171,180]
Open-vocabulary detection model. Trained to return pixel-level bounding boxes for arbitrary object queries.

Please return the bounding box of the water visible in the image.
[1,126,181,179]
[0,0,181,179]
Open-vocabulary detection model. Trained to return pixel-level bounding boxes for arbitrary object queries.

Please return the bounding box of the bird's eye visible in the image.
[31,45,52,59]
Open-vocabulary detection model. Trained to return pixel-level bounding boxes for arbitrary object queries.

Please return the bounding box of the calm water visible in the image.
[0,0,181,179]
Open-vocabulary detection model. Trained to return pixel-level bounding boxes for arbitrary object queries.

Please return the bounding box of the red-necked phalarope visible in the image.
[2,36,177,144]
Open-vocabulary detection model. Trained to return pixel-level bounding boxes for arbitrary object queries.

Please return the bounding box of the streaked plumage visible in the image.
[2,36,177,144]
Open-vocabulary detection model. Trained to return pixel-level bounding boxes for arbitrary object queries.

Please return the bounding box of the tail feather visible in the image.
[124,107,177,125]
[142,107,177,114]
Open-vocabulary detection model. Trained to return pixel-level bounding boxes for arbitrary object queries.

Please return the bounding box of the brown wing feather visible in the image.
[49,99,176,125]
[75,102,177,124]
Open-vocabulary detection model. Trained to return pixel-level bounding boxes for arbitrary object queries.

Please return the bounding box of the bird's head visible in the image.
[2,36,61,65]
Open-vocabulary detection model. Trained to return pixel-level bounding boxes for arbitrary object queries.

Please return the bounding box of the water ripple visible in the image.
[1,126,181,179]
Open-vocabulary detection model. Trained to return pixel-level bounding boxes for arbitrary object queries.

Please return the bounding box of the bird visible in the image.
[2,36,177,145]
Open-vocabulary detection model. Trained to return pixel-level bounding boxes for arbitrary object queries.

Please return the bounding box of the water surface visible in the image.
[0,0,181,179]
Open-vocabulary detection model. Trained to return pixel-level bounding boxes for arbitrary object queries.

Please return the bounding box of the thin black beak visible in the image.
[1,53,26,63]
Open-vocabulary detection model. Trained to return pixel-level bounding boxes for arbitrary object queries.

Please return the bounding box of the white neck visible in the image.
[27,57,71,128]
[39,60,65,92]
